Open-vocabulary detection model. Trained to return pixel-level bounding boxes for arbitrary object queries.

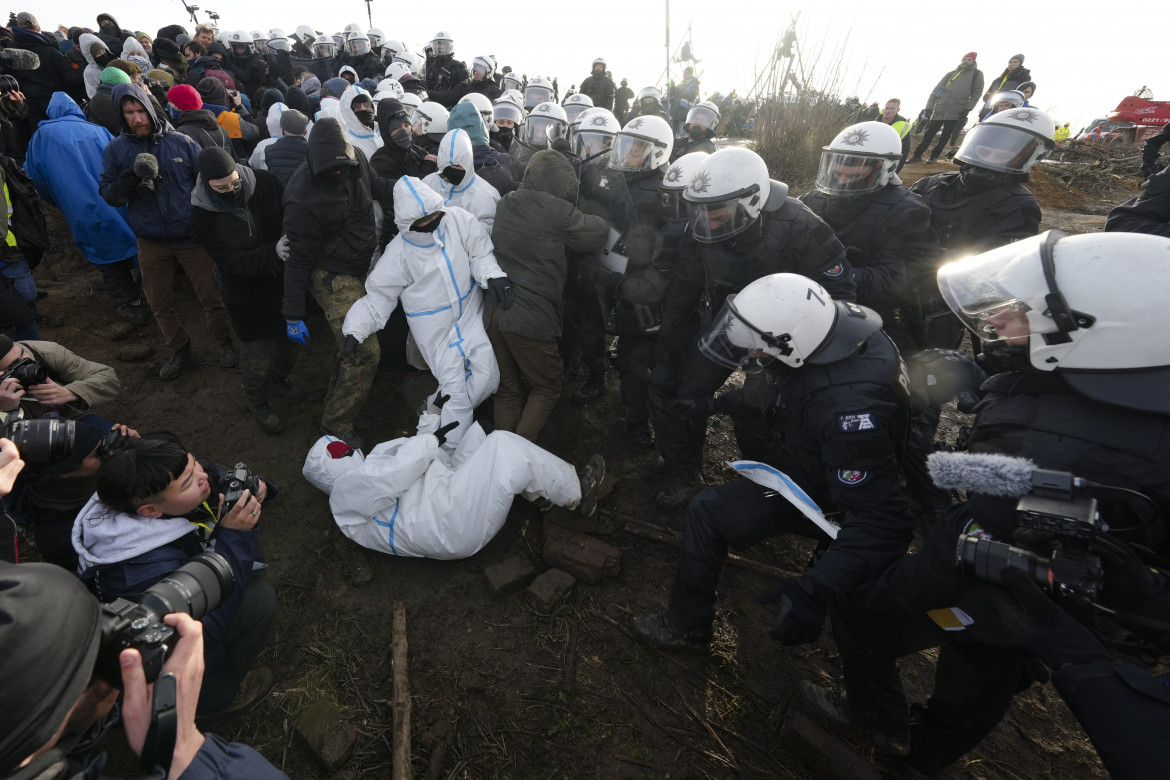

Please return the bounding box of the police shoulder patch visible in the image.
[836,411,876,433]
[837,469,868,485]
[824,263,844,277]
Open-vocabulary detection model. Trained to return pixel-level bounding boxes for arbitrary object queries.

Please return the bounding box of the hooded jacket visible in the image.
[9,26,74,124]
[280,117,393,318]
[370,100,436,247]
[246,101,287,169]
[191,166,287,340]
[174,108,235,156]
[337,83,382,159]
[25,93,138,266]
[99,82,205,245]
[489,150,609,341]
[447,102,517,196]
[422,129,501,228]
[78,33,107,98]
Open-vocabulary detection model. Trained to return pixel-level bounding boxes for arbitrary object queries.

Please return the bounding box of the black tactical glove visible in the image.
[343,334,359,362]
[754,577,829,646]
[488,277,514,311]
[434,420,460,446]
[432,391,451,409]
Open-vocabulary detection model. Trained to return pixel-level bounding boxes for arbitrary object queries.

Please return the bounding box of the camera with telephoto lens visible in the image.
[221,462,261,514]
[93,552,235,686]
[4,417,75,466]
[1,355,48,388]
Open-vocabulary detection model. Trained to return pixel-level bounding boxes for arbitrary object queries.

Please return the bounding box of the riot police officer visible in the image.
[805,232,1170,776]
[799,121,933,355]
[669,101,720,161]
[632,273,914,651]
[651,147,853,507]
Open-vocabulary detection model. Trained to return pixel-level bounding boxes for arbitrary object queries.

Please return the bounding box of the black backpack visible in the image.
[0,155,51,269]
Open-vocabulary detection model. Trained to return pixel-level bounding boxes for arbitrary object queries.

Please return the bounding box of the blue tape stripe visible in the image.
[402,177,429,217]
[371,499,401,555]
[404,283,473,317]
[436,227,465,318]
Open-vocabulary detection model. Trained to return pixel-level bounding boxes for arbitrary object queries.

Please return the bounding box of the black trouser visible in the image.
[95,257,141,307]
[616,334,656,424]
[238,339,296,408]
[831,597,1041,775]
[199,579,277,713]
[912,119,960,160]
[667,480,813,634]
[650,345,733,474]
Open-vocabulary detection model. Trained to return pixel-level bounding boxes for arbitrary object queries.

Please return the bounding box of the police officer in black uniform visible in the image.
[668,101,720,162]
[803,231,1170,776]
[424,31,469,106]
[1104,165,1170,237]
[632,271,914,651]
[651,147,854,507]
[799,121,932,356]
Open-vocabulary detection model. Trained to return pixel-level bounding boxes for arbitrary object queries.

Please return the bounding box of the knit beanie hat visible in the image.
[147,69,174,88]
[108,58,141,78]
[197,147,237,182]
[196,76,229,107]
[280,109,309,136]
[1012,53,1025,64]
[963,51,977,60]
[168,83,203,111]
[100,65,131,86]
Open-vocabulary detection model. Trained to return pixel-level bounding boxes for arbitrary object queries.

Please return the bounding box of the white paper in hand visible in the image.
[726,460,840,539]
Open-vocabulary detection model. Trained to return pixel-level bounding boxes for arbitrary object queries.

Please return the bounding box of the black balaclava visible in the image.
[198,147,246,206]
[377,98,413,150]
[442,166,466,185]
[958,163,1011,192]
[496,125,514,148]
[410,213,444,233]
[351,96,375,128]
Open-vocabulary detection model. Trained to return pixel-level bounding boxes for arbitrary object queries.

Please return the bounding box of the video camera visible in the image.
[93,551,234,686]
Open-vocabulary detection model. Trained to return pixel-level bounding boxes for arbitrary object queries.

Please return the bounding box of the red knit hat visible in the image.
[167,83,203,111]
[963,51,977,60]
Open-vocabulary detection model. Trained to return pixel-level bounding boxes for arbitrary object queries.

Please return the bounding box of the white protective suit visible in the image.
[79,33,104,98]
[421,128,501,229]
[247,102,286,170]
[343,176,504,448]
[305,414,583,559]
[337,83,383,160]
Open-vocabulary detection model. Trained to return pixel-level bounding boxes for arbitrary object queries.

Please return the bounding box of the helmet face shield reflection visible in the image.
[572,130,614,159]
[564,103,591,123]
[936,234,1051,343]
[524,116,563,145]
[524,86,553,108]
[815,152,889,196]
[493,102,524,126]
[955,124,1050,173]
[688,198,755,243]
[698,299,777,373]
[433,39,452,56]
[609,134,663,171]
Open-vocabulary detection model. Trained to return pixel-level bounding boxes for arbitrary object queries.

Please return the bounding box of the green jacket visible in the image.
[488,151,608,341]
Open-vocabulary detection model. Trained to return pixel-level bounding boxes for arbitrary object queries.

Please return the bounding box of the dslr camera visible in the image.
[0,355,48,389]
[4,417,75,466]
[93,552,234,685]
[221,462,261,514]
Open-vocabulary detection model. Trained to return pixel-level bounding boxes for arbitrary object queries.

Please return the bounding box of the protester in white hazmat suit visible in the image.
[303,410,607,559]
[342,176,512,448]
[422,128,500,229]
[247,102,287,170]
[338,83,383,159]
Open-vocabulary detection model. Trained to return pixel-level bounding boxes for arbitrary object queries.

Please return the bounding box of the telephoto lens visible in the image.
[4,418,76,466]
[139,551,236,620]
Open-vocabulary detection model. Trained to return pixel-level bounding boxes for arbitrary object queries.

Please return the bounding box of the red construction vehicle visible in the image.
[1093,87,1170,145]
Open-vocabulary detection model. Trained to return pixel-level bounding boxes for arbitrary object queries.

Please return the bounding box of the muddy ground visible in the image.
[23,159,1133,779]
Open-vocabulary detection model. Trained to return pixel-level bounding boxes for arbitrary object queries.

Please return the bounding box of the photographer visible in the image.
[0,334,120,425]
[803,232,1170,776]
[0,562,287,779]
[72,436,278,718]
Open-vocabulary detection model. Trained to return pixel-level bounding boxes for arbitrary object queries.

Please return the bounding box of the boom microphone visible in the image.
[0,48,41,71]
[928,451,1046,497]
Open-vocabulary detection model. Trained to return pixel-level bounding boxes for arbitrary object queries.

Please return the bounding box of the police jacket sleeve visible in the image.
[618,261,672,305]
[1141,124,1170,171]
[851,201,932,308]
[802,390,916,597]
[1104,170,1170,238]
[180,732,290,779]
[786,201,857,302]
[656,241,704,346]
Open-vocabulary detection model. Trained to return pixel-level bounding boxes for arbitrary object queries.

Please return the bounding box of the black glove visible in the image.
[666,396,715,419]
[754,577,829,646]
[111,168,140,199]
[1142,165,1156,179]
[343,334,359,362]
[995,568,1113,670]
[432,391,450,409]
[908,348,987,412]
[488,277,514,311]
[434,420,459,446]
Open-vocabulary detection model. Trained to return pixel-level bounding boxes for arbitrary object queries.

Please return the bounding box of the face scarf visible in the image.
[410,213,443,233]
[958,164,1009,192]
[317,167,350,187]
[390,122,413,149]
[496,126,514,146]
[441,166,466,186]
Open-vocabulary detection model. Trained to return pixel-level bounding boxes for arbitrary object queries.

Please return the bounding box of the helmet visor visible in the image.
[954,124,1051,173]
[503,75,523,92]
[936,234,1050,343]
[315,42,335,58]
[609,134,661,171]
[698,299,777,373]
[410,109,433,135]
[368,33,381,48]
[684,104,718,132]
[433,39,453,56]
[524,116,563,145]
[472,62,491,80]
[659,188,687,223]
[564,103,591,123]
[493,102,524,125]
[815,152,888,196]
[688,197,756,243]
[572,130,614,159]
[268,37,289,51]
[254,39,268,53]
[525,86,553,108]
[348,39,370,56]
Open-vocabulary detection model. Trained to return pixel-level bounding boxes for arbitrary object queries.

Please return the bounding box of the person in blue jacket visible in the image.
[24,92,144,324]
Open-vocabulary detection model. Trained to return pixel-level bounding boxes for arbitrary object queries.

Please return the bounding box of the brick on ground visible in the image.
[484,555,537,595]
[541,521,620,585]
[296,698,359,771]
[528,567,576,612]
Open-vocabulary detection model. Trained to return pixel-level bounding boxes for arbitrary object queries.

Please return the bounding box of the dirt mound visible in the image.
[1026,169,1092,210]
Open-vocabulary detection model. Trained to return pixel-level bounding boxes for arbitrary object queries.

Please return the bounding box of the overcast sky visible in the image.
[40,0,1160,132]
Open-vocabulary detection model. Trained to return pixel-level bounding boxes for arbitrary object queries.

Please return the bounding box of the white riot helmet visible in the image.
[493,94,526,127]
[384,62,412,82]
[684,101,720,136]
[216,29,230,45]
[955,106,1056,174]
[411,101,449,137]
[562,93,594,124]
[431,30,453,57]
[700,273,881,371]
[636,86,663,109]
[293,25,316,48]
[502,72,523,92]
[382,39,410,64]
[367,28,384,49]
[472,55,495,82]
[571,108,619,159]
[990,89,1026,110]
[398,92,423,113]
[937,231,1170,413]
[815,121,903,197]
[592,57,606,71]
[250,31,268,54]
[684,147,772,243]
[459,92,495,133]
[343,22,363,37]
[525,76,554,110]
[313,33,336,59]
[268,29,290,52]
[228,30,252,53]
[660,151,711,223]
[523,101,568,146]
[610,115,674,172]
[375,78,405,100]
[346,31,371,57]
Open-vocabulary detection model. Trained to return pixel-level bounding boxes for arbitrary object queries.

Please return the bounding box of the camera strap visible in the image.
[139,672,177,775]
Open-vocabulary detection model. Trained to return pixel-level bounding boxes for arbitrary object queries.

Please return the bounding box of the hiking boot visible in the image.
[572,375,605,405]
[322,427,365,450]
[905,154,923,164]
[197,666,276,722]
[218,341,239,368]
[656,471,703,509]
[159,343,192,380]
[269,376,304,400]
[631,612,711,652]
[251,403,283,434]
[797,681,910,757]
[575,454,606,516]
[628,420,655,448]
[115,300,146,325]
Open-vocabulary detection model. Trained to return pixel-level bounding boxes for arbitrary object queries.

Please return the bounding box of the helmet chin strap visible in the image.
[1038,229,1095,345]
